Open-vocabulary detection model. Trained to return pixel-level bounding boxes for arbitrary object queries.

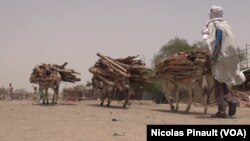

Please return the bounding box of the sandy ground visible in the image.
[0,99,250,141]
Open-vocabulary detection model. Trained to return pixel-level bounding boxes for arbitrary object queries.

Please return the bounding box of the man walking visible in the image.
[202,5,246,118]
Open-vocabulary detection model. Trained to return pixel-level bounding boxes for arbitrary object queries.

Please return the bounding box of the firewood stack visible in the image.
[232,91,250,107]
[232,91,250,101]
[154,48,210,80]
[30,62,81,84]
[89,53,151,88]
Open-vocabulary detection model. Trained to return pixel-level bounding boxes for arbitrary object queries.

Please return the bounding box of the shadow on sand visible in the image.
[32,102,77,106]
[87,103,128,110]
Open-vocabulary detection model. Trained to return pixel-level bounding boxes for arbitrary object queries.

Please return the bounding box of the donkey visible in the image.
[99,85,113,107]
[112,84,130,108]
[99,83,130,108]
[30,71,61,104]
[162,79,194,113]
[162,73,214,114]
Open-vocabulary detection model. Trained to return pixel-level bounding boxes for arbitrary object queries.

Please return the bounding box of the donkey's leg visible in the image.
[107,88,111,107]
[162,81,175,111]
[203,90,208,114]
[52,91,55,104]
[123,88,129,108]
[39,88,45,104]
[107,98,111,107]
[100,89,105,106]
[55,87,59,104]
[52,86,59,104]
[174,87,180,112]
[100,99,104,106]
[42,97,45,104]
[45,88,49,104]
[164,94,174,111]
[202,75,214,114]
[55,83,60,104]
[123,96,128,108]
[185,86,193,113]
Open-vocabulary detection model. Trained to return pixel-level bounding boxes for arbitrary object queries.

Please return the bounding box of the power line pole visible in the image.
[246,44,250,68]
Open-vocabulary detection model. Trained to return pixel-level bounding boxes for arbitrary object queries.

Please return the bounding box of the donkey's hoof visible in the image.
[170,106,175,111]
[185,108,190,113]
[204,109,208,115]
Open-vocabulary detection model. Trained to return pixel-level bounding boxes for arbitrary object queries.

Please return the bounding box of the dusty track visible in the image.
[0,100,249,141]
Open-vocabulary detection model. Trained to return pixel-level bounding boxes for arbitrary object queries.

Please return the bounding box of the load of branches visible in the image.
[30,62,81,84]
[154,48,211,80]
[232,90,250,107]
[89,53,151,88]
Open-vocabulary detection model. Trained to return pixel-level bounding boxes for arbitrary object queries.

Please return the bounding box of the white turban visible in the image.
[209,5,223,19]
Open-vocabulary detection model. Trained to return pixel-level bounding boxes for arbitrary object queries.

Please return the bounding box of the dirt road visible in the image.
[0,100,249,141]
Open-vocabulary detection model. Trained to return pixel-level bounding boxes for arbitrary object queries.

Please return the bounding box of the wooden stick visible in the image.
[96,75,114,86]
[97,52,127,73]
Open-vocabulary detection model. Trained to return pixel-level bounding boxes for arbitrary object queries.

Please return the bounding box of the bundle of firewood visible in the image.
[154,48,210,80]
[89,53,150,88]
[232,91,250,107]
[30,62,81,84]
[232,91,250,101]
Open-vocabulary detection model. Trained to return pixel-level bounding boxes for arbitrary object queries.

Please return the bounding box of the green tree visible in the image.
[0,87,7,95]
[191,41,206,48]
[14,88,27,93]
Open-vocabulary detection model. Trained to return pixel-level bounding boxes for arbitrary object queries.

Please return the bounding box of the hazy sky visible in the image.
[0,0,249,91]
